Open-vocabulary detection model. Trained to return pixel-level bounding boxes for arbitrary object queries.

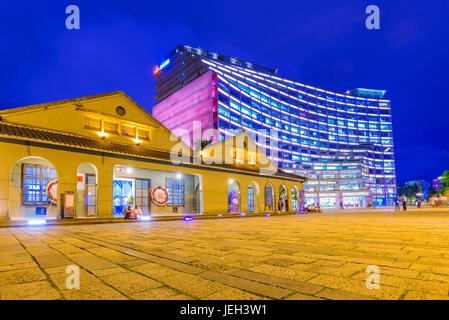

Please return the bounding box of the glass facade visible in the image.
[153,45,397,207]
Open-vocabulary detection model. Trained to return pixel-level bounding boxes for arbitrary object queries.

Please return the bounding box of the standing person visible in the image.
[417,198,421,208]
[401,194,407,211]
[395,196,400,211]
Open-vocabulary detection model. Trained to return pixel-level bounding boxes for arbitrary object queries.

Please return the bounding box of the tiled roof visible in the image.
[0,121,306,182]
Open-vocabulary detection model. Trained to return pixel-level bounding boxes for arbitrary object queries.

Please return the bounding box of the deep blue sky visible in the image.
[1,0,448,185]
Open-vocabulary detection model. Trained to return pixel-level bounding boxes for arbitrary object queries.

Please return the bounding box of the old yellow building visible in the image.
[0,91,305,222]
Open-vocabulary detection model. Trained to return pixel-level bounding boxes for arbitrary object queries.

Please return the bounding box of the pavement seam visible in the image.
[18,228,134,300]
[41,230,201,299]
[10,229,65,300]
[57,232,282,299]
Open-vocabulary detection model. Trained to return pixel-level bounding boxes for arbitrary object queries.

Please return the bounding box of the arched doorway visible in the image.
[76,163,98,218]
[291,186,299,211]
[279,185,288,212]
[228,179,241,213]
[9,156,58,220]
[264,183,275,212]
[247,182,259,213]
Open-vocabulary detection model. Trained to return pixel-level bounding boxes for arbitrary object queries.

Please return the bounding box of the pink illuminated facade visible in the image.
[152,70,218,149]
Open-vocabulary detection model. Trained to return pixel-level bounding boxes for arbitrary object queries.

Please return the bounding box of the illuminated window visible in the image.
[166,177,184,206]
[248,187,255,213]
[84,117,101,131]
[265,184,274,211]
[104,121,119,134]
[22,164,57,206]
[121,125,135,137]
[137,129,150,141]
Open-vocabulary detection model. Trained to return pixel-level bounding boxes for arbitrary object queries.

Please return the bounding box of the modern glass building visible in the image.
[153,44,396,208]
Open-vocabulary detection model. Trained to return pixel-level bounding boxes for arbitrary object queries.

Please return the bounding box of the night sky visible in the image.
[1,0,448,185]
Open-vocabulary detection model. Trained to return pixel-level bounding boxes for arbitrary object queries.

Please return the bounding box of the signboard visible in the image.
[36,207,47,216]
[154,58,171,75]
[151,186,169,206]
[46,180,58,204]
[63,191,75,219]
[65,192,74,208]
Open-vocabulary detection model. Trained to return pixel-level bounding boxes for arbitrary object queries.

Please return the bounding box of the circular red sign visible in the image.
[151,186,169,206]
[46,180,58,204]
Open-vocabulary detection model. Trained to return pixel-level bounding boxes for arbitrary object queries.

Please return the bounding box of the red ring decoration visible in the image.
[151,186,169,206]
[46,180,58,204]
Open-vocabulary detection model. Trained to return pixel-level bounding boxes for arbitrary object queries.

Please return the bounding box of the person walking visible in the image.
[401,194,407,211]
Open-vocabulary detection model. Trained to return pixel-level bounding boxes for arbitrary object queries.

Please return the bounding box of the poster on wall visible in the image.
[36,207,47,215]
[229,192,239,213]
[46,180,58,204]
[152,186,169,206]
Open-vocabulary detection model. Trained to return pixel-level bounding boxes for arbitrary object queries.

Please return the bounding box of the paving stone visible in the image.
[206,288,262,300]
[317,288,375,300]
[131,287,192,300]
[249,264,316,282]
[200,271,291,299]
[402,290,449,300]
[285,293,323,300]
[100,272,162,295]
[34,253,72,269]
[162,273,228,299]
[67,253,117,271]
[0,268,46,285]
[0,280,61,300]
[224,269,323,295]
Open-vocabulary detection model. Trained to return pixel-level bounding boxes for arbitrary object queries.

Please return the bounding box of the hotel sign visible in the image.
[154,58,171,75]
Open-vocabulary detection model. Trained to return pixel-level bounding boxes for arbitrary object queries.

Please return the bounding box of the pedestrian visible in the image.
[134,205,143,220]
[395,196,400,211]
[401,194,407,211]
[124,205,133,220]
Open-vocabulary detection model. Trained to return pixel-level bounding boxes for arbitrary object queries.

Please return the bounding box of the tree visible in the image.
[438,170,449,195]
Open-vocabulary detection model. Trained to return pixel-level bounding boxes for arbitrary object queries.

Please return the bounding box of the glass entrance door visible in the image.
[85,174,97,216]
[113,179,134,217]
[135,179,151,215]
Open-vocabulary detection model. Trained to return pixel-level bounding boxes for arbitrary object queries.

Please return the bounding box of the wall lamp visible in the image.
[133,138,142,145]
[97,131,109,138]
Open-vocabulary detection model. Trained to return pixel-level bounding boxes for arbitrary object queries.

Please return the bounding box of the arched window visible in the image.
[248,182,259,213]
[279,185,288,212]
[228,179,241,213]
[291,187,299,211]
[265,183,275,212]
[10,156,58,220]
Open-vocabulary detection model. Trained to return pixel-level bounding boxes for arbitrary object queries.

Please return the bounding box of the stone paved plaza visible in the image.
[1,209,449,300]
